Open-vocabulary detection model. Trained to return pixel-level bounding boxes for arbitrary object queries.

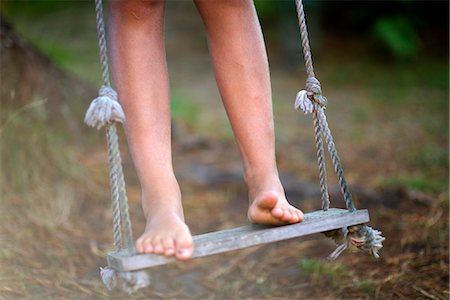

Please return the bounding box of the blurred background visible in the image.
[1,0,448,299]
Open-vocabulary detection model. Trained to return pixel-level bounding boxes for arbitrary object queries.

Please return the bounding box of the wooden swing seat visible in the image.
[107,208,369,272]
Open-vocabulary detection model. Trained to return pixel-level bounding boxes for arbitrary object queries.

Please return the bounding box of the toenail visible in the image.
[177,248,190,256]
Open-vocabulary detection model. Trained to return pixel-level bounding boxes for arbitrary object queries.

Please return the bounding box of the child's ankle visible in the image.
[244,167,280,188]
[140,186,183,219]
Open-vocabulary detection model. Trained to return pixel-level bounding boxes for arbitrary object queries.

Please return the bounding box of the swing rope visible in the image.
[85,0,150,293]
[294,0,353,212]
[85,0,134,253]
[294,0,384,259]
[84,0,383,292]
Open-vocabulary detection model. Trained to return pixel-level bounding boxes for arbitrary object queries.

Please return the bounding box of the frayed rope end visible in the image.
[325,224,385,261]
[100,267,117,291]
[100,267,151,294]
[295,76,328,114]
[85,86,125,130]
[294,90,313,114]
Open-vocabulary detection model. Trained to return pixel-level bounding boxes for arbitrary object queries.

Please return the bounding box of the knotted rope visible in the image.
[85,86,125,129]
[294,0,384,258]
[324,225,385,260]
[85,0,150,292]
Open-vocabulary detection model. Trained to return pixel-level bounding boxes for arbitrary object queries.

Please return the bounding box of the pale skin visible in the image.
[108,0,304,260]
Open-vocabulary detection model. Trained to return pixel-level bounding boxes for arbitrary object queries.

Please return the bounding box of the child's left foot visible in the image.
[247,176,304,225]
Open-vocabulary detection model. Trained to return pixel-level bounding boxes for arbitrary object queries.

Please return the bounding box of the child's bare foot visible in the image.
[135,190,193,260]
[247,176,304,226]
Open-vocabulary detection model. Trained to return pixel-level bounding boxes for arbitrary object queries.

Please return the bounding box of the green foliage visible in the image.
[382,176,447,194]
[254,0,276,18]
[1,0,100,83]
[254,0,292,22]
[373,16,421,60]
[356,279,377,297]
[171,94,199,124]
[1,0,90,18]
[300,258,353,287]
[413,145,449,174]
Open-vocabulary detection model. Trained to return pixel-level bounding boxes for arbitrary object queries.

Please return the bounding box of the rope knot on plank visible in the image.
[294,76,327,114]
[325,224,386,260]
[84,86,125,129]
[100,267,151,294]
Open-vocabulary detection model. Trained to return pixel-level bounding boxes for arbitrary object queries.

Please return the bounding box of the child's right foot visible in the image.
[135,195,193,260]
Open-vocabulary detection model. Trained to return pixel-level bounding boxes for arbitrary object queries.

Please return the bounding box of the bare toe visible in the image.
[281,210,292,222]
[138,237,153,254]
[136,238,145,253]
[162,238,175,256]
[175,233,193,260]
[257,193,277,209]
[248,187,304,226]
[152,237,164,254]
[176,247,193,260]
[289,211,299,223]
[271,207,283,218]
[143,240,153,254]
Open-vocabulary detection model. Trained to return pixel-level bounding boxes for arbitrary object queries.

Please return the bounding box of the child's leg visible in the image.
[108,0,193,259]
[194,0,303,225]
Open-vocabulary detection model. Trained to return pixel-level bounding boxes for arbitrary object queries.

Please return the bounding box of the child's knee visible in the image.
[109,0,165,19]
[224,0,253,7]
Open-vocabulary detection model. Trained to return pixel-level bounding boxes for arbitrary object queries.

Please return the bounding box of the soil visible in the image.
[1,2,448,299]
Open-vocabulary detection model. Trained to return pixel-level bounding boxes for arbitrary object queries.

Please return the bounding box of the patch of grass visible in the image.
[328,56,449,108]
[171,93,234,139]
[171,93,200,125]
[412,145,449,173]
[382,175,447,194]
[300,258,353,288]
[0,97,84,229]
[356,279,377,297]
[258,285,276,297]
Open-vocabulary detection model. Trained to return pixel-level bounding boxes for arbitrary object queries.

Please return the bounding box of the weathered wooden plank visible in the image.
[107,208,369,271]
